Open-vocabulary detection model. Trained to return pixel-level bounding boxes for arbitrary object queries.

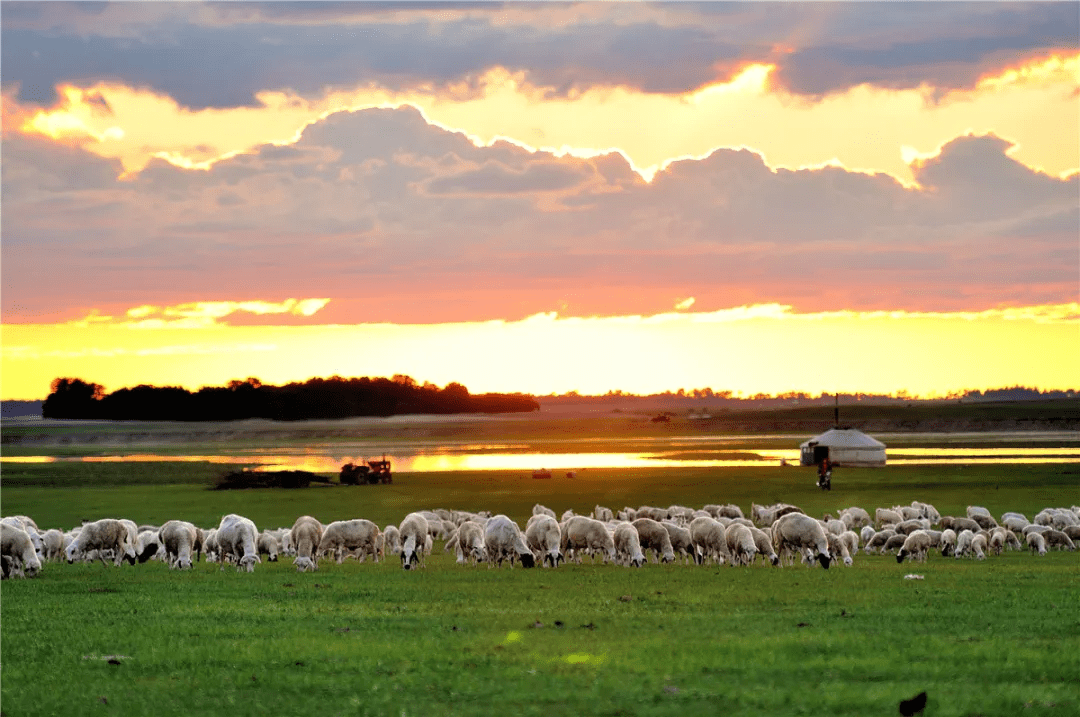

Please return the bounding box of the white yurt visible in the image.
[800,428,886,467]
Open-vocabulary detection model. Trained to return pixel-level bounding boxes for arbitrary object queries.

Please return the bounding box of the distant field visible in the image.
[2,420,1079,716]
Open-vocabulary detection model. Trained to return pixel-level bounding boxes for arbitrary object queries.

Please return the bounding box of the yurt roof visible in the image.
[800,428,886,449]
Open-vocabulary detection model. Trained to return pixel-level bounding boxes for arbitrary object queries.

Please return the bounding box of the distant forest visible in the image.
[41,376,540,421]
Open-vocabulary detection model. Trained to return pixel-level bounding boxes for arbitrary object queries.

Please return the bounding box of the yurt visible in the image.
[799,428,886,467]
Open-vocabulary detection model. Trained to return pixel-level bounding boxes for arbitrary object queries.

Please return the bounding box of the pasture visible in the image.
[2,426,1080,716]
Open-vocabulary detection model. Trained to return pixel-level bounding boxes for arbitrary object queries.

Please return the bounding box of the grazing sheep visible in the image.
[689,516,730,565]
[290,516,324,572]
[257,532,281,562]
[988,528,1007,556]
[1063,525,1080,541]
[2,522,42,578]
[911,501,942,525]
[859,525,877,545]
[894,519,932,535]
[632,518,676,563]
[773,513,831,568]
[824,519,847,536]
[896,530,932,563]
[159,520,199,569]
[941,516,982,534]
[382,525,402,558]
[136,529,165,563]
[971,533,988,560]
[216,514,261,572]
[65,519,139,567]
[748,526,780,566]
[661,521,694,563]
[1026,531,1048,556]
[875,508,903,527]
[725,523,758,566]
[825,532,853,566]
[613,523,647,567]
[399,513,430,570]
[532,504,556,519]
[882,533,908,554]
[524,514,562,567]
[40,529,65,562]
[940,528,957,557]
[454,520,487,565]
[839,530,860,560]
[483,515,535,568]
[319,519,381,564]
[864,529,896,555]
[1043,529,1076,551]
[1002,515,1030,533]
[751,503,803,527]
[838,507,872,530]
[592,505,614,522]
[954,529,976,558]
[560,516,616,564]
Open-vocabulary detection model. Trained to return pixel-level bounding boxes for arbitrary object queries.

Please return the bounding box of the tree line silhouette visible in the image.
[42,376,539,421]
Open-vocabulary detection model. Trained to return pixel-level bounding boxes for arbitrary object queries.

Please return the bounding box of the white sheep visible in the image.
[40,528,65,562]
[773,513,831,568]
[159,520,199,569]
[532,504,556,519]
[724,523,758,566]
[1026,531,1048,556]
[560,516,616,564]
[864,529,896,555]
[257,531,281,562]
[613,522,646,567]
[631,518,675,563]
[483,515,535,568]
[2,522,42,578]
[382,524,402,559]
[939,528,957,557]
[971,533,988,560]
[875,508,903,527]
[748,525,780,566]
[454,520,487,565]
[825,532,853,566]
[318,519,381,564]
[216,514,261,572]
[290,515,324,572]
[859,525,877,545]
[524,514,562,567]
[954,529,975,558]
[592,505,614,522]
[65,519,138,566]
[661,521,694,563]
[896,530,932,563]
[399,513,430,570]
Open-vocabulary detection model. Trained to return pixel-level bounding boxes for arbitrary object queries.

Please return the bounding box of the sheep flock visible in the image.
[3,501,1077,579]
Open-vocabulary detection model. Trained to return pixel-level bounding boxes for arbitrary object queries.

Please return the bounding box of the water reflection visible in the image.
[4,445,1079,473]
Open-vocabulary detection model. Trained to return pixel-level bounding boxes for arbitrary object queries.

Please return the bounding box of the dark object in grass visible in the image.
[213,469,328,490]
[899,691,927,716]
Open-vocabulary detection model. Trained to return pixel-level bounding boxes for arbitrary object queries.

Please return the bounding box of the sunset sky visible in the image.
[2,2,1078,401]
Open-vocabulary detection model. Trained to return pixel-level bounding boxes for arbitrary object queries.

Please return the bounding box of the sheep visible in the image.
[875,508,903,527]
[864,529,896,555]
[988,528,1007,556]
[689,516,729,565]
[894,519,932,535]
[747,525,780,566]
[2,522,42,578]
[560,516,616,564]
[971,533,988,560]
[136,529,165,563]
[1002,515,1030,533]
[725,523,758,566]
[838,507,872,530]
[839,530,859,559]
[859,525,877,545]
[631,518,675,563]
[911,501,942,525]
[257,532,281,562]
[318,519,381,564]
[159,520,199,569]
[826,531,854,566]
[882,533,908,554]
[1064,525,1080,541]
[939,528,957,557]
[941,516,982,533]
[532,504,556,519]
[1026,531,1048,556]
[896,530,932,563]
[751,503,802,527]
[289,516,324,572]
[454,520,487,565]
[773,513,831,568]
[382,524,402,558]
[661,521,694,563]
[65,519,139,567]
[40,528,65,562]
[613,523,647,567]
[216,514,261,572]
[483,515,535,568]
[954,529,975,558]
[592,505,614,522]
[824,519,847,536]
[893,506,923,522]
[399,512,430,570]
[1043,529,1076,551]
[524,514,562,567]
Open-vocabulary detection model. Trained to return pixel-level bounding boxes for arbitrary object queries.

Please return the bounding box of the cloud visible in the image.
[2,106,1076,325]
[3,3,1074,110]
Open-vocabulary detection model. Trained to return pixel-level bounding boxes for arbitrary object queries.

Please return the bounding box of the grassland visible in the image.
[2,420,1079,716]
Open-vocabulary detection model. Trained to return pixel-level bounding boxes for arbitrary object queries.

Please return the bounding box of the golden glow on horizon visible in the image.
[3,303,1077,401]
[10,54,1078,185]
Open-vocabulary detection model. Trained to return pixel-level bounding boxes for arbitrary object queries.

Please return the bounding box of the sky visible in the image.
[2,1,1078,401]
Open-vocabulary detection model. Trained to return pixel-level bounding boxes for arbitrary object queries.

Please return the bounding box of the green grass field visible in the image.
[3,429,1079,716]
